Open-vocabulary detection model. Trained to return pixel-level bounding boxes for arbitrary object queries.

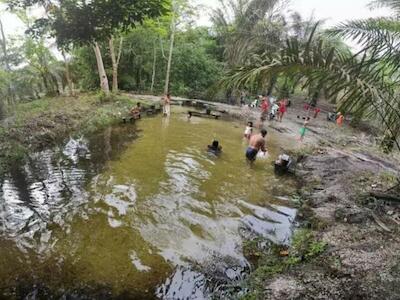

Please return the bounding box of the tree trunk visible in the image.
[151,39,157,93]
[109,37,118,92]
[54,72,64,95]
[0,19,10,72]
[267,75,277,96]
[0,18,14,109]
[42,73,50,93]
[164,16,176,95]
[109,37,123,93]
[93,42,110,94]
[62,51,74,96]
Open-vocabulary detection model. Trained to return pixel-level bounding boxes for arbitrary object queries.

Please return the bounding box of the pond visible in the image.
[0,107,297,299]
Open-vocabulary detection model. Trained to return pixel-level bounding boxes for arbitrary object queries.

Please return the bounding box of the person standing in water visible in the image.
[246,129,268,163]
[244,121,253,139]
[163,93,171,116]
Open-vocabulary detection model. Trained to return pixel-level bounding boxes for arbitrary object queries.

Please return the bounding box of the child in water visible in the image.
[207,140,222,155]
[298,117,310,141]
[244,122,253,139]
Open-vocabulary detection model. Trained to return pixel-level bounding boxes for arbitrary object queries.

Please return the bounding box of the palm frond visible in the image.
[221,26,400,149]
[368,0,400,15]
[330,18,400,72]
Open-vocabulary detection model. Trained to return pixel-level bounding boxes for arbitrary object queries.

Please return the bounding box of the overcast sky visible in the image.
[0,0,392,37]
[194,0,391,26]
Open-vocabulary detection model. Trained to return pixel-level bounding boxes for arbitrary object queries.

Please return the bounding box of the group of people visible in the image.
[258,94,288,123]
[129,93,172,120]
[211,94,287,164]
[207,126,268,165]
[130,92,344,167]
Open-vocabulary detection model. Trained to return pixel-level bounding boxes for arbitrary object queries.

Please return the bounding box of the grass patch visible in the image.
[0,92,152,176]
[242,229,327,299]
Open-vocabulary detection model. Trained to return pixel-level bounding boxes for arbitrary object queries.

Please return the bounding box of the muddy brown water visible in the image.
[0,108,297,299]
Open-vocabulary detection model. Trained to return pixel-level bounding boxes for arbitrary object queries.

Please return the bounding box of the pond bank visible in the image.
[227,100,400,299]
[0,93,153,177]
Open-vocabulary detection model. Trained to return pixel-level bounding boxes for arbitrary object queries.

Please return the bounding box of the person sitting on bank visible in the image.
[130,102,142,120]
[246,129,268,164]
[274,154,292,174]
[207,140,222,155]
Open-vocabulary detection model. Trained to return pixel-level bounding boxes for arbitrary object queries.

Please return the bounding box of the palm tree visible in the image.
[222,1,400,151]
[211,0,286,67]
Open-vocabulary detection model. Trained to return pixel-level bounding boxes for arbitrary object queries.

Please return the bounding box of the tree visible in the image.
[223,20,400,151]
[211,0,288,102]
[11,0,170,94]
[170,28,223,98]
[24,38,59,96]
[163,0,195,95]
[109,36,123,93]
[211,0,286,68]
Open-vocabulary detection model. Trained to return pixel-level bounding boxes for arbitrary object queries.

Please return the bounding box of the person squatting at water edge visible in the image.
[130,102,142,120]
[246,129,268,164]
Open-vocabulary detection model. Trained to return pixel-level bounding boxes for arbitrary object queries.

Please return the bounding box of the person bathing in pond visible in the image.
[130,102,142,120]
[298,117,310,142]
[246,129,268,164]
[163,93,171,116]
[207,140,222,155]
[244,121,253,139]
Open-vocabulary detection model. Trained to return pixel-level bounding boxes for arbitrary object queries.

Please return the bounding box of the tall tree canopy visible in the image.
[8,0,170,93]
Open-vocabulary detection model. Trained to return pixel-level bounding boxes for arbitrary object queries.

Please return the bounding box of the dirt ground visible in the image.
[246,99,400,299]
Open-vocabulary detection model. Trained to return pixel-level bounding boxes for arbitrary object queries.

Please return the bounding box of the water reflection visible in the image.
[0,112,297,298]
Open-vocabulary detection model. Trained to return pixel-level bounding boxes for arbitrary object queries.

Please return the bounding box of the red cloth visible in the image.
[261,100,269,112]
[279,101,287,113]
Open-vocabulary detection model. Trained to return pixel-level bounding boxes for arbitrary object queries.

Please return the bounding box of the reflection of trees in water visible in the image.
[0,124,139,249]
[0,124,150,298]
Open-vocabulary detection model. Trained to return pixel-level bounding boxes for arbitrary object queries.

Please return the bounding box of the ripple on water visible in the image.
[0,112,298,298]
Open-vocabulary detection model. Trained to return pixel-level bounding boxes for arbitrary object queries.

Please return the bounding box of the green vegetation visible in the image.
[241,229,327,299]
[0,0,397,151]
[0,93,147,176]
[223,0,400,151]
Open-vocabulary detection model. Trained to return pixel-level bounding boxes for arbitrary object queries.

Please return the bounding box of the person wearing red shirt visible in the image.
[260,95,269,120]
[278,99,287,122]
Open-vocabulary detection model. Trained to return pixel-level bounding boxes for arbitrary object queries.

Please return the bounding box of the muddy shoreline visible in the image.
[0,93,155,177]
[225,99,400,299]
